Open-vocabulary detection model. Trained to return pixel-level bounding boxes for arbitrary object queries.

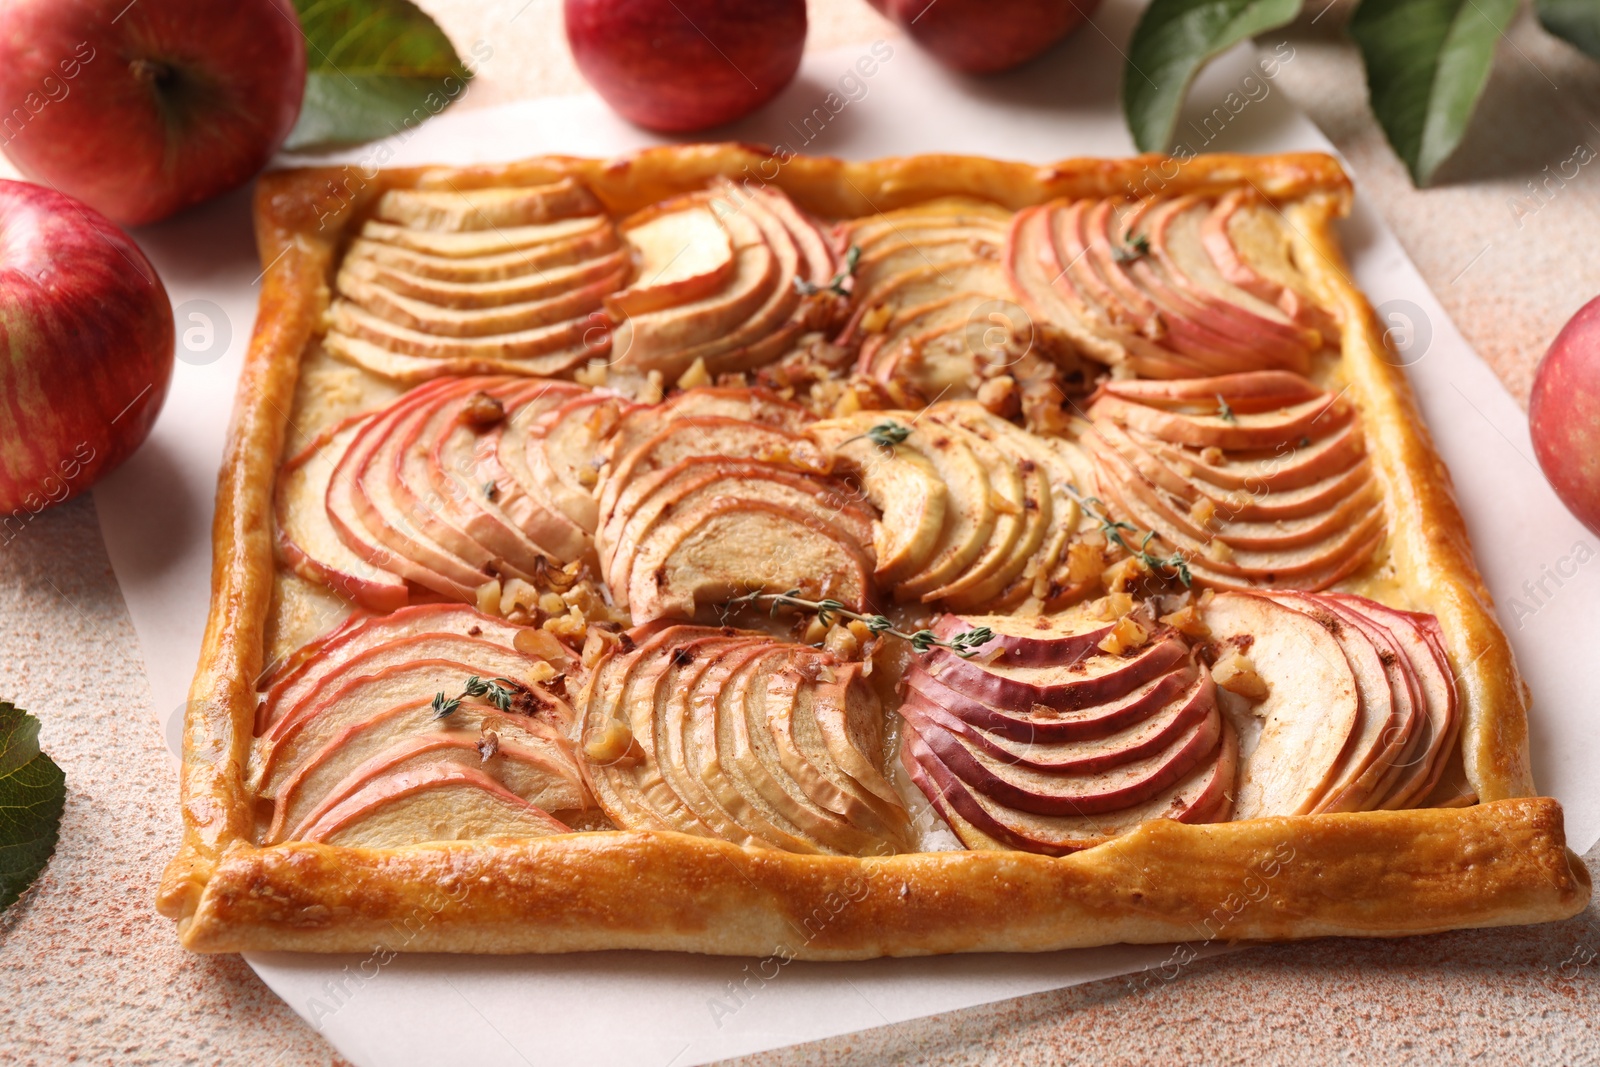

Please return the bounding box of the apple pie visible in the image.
[158,146,1590,956]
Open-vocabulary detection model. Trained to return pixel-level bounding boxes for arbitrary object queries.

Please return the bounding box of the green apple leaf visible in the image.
[1123,0,1304,153]
[285,0,472,153]
[0,702,64,913]
[1348,0,1519,186]
[1536,0,1600,61]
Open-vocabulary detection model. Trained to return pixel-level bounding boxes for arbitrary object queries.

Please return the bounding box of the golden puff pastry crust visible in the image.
[157,146,1590,954]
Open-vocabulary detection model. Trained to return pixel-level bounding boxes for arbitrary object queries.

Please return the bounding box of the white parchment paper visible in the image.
[91,2,1598,1062]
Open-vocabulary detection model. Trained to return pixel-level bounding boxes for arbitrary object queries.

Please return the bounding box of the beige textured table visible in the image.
[2,2,1598,1064]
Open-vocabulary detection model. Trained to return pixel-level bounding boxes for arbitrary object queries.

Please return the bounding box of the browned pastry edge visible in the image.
[157,146,1587,953]
[180,798,1587,955]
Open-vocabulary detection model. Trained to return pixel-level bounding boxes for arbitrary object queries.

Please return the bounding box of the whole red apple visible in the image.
[1530,295,1600,535]
[0,0,306,226]
[868,0,1102,74]
[0,180,174,523]
[565,0,806,132]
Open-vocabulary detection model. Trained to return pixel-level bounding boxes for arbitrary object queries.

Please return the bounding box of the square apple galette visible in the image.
[159,147,1589,955]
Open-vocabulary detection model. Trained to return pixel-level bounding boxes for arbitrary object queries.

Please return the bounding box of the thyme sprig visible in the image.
[719,587,994,657]
[432,674,518,719]
[1214,394,1236,422]
[840,419,911,450]
[1062,484,1193,588]
[1112,233,1151,264]
[795,244,862,298]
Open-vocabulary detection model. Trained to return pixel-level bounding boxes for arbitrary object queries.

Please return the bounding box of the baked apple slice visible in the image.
[292,762,570,847]
[257,634,569,780]
[910,686,1221,816]
[718,645,897,855]
[905,653,1195,744]
[609,197,737,317]
[522,393,634,535]
[762,656,910,844]
[476,379,597,562]
[1201,591,1362,818]
[345,221,622,283]
[338,267,625,338]
[1201,189,1339,336]
[340,246,630,310]
[374,178,601,231]
[256,604,538,732]
[667,637,822,851]
[624,497,873,621]
[269,704,585,844]
[275,413,409,614]
[356,211,614,260]
[919,632,1188,712]
[903,720,1237,855]
[1325,594,1460,809]
[601,458,875,606]
[1265,591,1417,814]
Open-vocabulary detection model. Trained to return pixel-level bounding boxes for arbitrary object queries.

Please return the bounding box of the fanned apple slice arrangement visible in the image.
[899,608,1236,855]
[594,389,877,623]
[324,177,627,381]
[578,623,913,855]
[1203,590,1460,817]
[810,401,1100,612]
[277,375,639,610]
[606,179,844,383]
[258,174,1476,858]
[1080,370,1384,590]
[251,605,585,847]
[837,197,1075,416]
[1006,190,1333,379]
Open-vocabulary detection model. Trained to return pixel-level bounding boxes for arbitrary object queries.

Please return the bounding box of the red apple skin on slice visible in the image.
[910,685,1221,817]
[296,762,570,847]
[1202,591,1362,819]
[275,726,585,844]
[903,661,1213,774]
[903,719,1237,856]
[919,634,1188,713]
[609,196,736,317]
[256,604,535,734]
[1267,592,1418,814]
[275,413,409,614]
[931,611,1119,668]
[1324,594,1460,809]
[908,656,1196,744]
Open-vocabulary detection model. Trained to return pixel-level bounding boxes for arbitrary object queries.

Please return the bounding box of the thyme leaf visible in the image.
[718,588,992,657]
[1112,233,1151,264]
[1062,483,1193,588]
[794,243,862,298]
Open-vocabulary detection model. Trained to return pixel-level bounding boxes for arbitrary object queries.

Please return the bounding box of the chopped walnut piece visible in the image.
[1188,497,1218,529]
[1065,539,1106,585]
[459,391,505,428]
[579,627,621,668]
[543,606,588,640]
[1097,614,1151,655]
[526,660,557,684]
[499,577,539,616]
[1101,554,1151,593]
[802,615,830,644]
[975,375,1021,418]
[1212,650,1269,700]
[1200,446,1225,465]
[585,720,645,765]
[860,304,894,334]
[824,623,860,659]
[1159,603,1211,638]
[515,627,572,664]
[475,579,502,615]
[476,729,500,762]
[1089,591,1135,621]
[639,370,665,405]
[676,356,711,390]
[574,359,609,388]
[1205,539,1235,562]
